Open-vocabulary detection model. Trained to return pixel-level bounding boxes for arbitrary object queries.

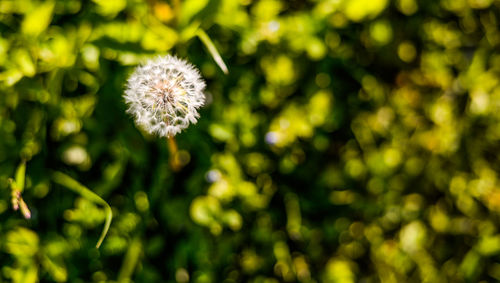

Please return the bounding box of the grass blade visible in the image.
[196,29,228,74]
[52,171,112,248]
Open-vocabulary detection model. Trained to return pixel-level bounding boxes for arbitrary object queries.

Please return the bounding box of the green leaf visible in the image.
[5,227,39,257]
[179,0,210,26]
[41,254,67,282]
[15,160,26,193]
[21,1,55,36]
[13,49,35,77]
[91,0,126,17]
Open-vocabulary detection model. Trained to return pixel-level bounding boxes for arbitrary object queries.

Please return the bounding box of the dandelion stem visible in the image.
[167,136,178,155]
[167,136,181,171]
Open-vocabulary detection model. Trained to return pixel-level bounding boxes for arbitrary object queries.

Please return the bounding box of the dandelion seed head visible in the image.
[124,55,206,137]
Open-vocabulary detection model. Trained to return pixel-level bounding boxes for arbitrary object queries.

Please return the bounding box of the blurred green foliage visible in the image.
[1,0,500,282]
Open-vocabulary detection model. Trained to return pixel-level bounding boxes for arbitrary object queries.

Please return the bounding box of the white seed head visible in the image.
[124,55,206,137]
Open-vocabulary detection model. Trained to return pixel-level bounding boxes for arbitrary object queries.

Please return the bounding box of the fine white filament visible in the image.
[124,55,206,137]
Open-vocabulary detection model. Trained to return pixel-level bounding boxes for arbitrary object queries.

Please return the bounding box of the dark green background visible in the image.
[1,0,500,282]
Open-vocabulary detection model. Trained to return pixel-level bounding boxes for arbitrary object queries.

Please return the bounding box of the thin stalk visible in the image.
[196,29,229,74]
[167,136,181,171]
[117,237,142,282]
[52,171,112,248]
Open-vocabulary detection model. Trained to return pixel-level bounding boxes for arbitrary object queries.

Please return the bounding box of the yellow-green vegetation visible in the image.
[1,0,500,282]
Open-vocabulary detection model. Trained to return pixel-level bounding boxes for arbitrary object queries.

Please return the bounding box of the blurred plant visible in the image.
[1,0,499,282]
[9,160,31,219]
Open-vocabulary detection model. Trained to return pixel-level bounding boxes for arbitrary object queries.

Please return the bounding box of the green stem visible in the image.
[117,236,142,282]
[52,171,112,248]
